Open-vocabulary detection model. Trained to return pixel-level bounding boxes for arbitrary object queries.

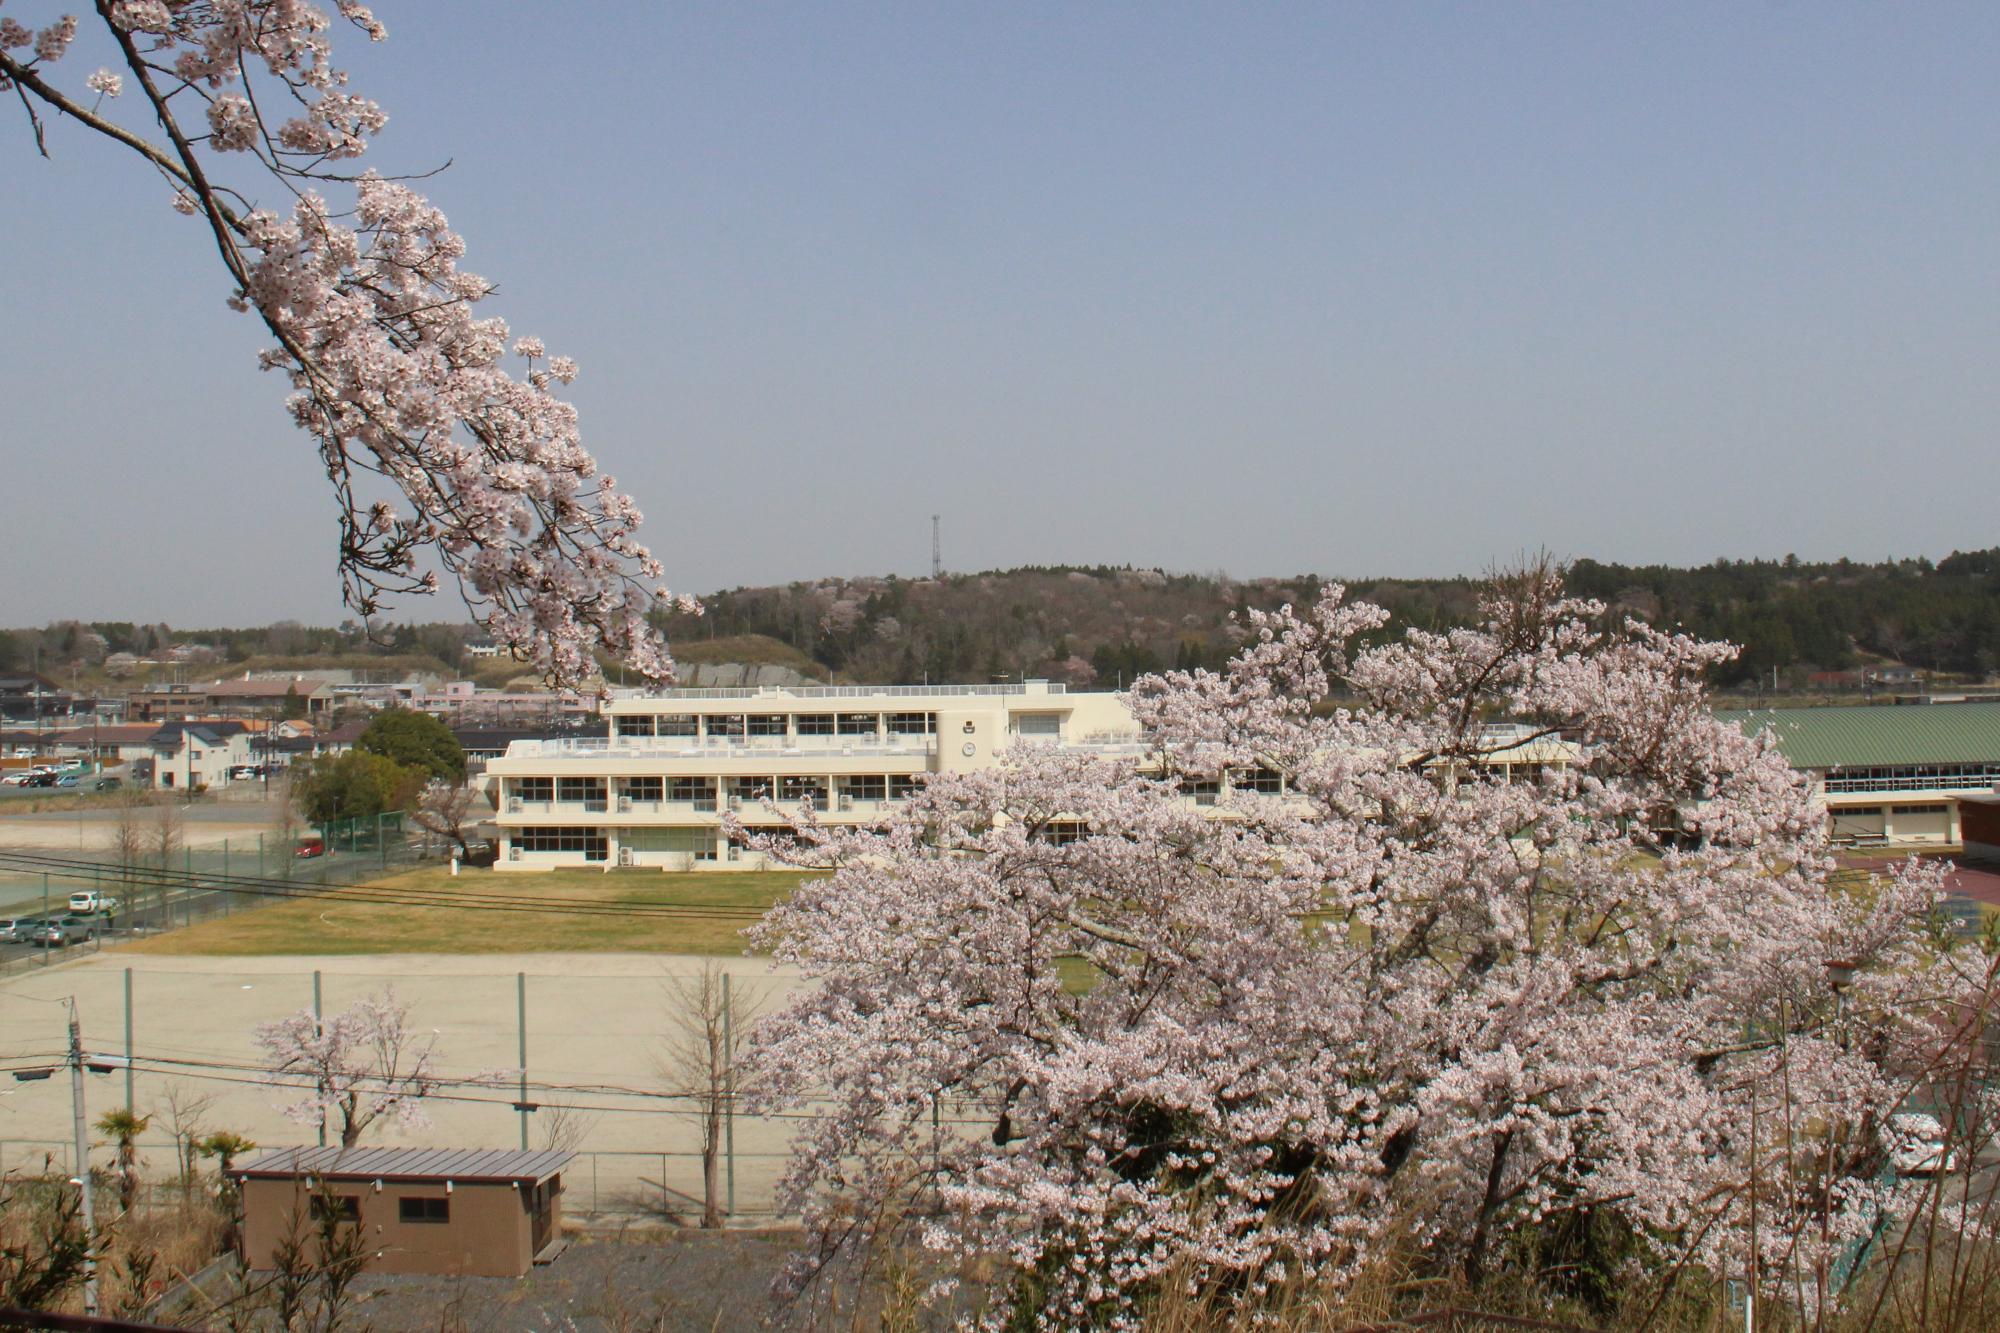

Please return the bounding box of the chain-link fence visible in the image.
[0,835,426,980]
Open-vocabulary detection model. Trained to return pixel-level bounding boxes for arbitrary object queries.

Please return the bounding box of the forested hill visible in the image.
[660,552,2000,690]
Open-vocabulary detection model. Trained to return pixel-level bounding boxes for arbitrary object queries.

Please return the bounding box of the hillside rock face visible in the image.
[676,662,819,689]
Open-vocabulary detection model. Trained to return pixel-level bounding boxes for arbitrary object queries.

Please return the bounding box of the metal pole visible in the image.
[42,874,50,968]
[517,972,529,1151]
[67,999,99,1315]
[313,970,326,1148]
[723,972,736,1218]
[123,969,134,1112]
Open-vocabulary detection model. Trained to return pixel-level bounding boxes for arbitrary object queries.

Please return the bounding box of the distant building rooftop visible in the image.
[1719,702,2000,769]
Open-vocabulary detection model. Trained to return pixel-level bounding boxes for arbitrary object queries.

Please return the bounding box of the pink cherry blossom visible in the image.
[745,567,1986,1327]
[2,2,680,687]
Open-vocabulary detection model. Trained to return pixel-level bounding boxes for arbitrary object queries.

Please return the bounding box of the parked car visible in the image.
[0,772,30,786]
[94,776,122,791]
[0,916,44,943]
[55,775,80,787]
[296,836,326,859]
[20,772,58,788]
[28,917,93,947]
[68,892,120,916]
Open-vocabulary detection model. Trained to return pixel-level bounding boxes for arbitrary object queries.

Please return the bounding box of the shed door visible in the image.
[529,1180,554,1254]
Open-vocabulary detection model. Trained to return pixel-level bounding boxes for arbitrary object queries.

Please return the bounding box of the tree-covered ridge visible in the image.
[9,549,1996,690]
[664,550,2000,688]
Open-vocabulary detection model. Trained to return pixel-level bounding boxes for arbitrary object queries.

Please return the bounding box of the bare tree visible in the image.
[538,1102,599,1156]
[147,799,184,929]
[409,780,483,862]
[271,790,306,879]
[107,787,149,910]
[161,1081,221,1191]
[659,962,764,1228]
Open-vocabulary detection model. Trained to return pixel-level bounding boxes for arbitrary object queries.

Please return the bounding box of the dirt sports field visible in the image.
[0,951,820,1220]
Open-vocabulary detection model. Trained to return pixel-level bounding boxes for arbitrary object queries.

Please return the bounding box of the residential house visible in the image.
[147,722,256,791]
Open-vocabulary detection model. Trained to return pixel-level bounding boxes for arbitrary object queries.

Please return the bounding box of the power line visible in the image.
[7,1051,1004,1125]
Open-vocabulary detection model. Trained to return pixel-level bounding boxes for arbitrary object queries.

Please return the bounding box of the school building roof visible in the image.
[1716,702,2000,770]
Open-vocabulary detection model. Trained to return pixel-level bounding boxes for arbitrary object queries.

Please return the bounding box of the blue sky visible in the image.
[2,2,1994,624]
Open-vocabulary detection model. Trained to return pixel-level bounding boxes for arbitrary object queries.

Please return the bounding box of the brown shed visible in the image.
[230,1146,573,1278]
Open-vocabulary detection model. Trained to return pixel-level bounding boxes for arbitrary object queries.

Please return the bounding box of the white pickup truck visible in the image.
[68,891,120,916]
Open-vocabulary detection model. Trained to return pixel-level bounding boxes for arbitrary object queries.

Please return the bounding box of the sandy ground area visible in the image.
[0,797,297,913]
[0,796,292,852]
[0,950,820,1219]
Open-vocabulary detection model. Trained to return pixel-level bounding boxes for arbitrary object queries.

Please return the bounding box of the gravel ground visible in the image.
[339,1232,833,1332]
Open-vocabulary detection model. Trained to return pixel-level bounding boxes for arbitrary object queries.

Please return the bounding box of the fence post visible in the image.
[517,972,529,1152]
[124,968,134,1112]
[258,834,264,881]
[313,970,326,1148]
[183,846,192,929]
[41,874,49,968]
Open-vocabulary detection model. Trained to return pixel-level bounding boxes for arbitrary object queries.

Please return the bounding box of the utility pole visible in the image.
[66,998,99,1316]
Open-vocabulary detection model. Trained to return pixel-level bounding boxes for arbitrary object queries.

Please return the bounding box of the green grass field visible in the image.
[120,866,813,957]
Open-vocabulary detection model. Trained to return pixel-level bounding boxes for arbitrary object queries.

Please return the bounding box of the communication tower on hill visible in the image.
[931,514,942,579]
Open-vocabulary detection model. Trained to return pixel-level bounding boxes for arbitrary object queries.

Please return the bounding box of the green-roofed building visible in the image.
[1717,702,2000,845]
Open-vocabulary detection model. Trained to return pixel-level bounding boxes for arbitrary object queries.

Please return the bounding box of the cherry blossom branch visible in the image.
[3,2,687,686]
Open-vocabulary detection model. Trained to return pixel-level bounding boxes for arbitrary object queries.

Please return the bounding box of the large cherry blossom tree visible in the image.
[747,565,1988,1328]
[1,2,686,685]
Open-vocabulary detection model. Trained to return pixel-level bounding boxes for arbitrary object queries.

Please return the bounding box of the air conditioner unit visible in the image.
[727,795,741,810]
[506,797,522,812]
[617,846,634,867]
[726,842,741,862]
[508,845,522,862]
[617,797,631,813]
[838,795,854,811]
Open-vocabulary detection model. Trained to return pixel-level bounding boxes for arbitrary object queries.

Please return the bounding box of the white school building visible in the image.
[484,682,1143,870]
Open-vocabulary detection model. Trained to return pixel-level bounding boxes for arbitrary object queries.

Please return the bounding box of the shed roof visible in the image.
[230,1146,573,1185]
[1716,702,2000,770]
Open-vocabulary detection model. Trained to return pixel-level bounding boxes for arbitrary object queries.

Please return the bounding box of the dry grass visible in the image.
[117,865,812,957]
[0,1180,228,1318]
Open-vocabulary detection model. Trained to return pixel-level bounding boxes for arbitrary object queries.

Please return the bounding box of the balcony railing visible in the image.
[604,682,1075,702]
[511,735,939,759]
[1823,773,2000,795]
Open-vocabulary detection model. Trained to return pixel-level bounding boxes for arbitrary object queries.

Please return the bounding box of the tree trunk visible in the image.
[119,1140,137,1212]
[1464,1127,1514,1285]
[701,1101,724,1228]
